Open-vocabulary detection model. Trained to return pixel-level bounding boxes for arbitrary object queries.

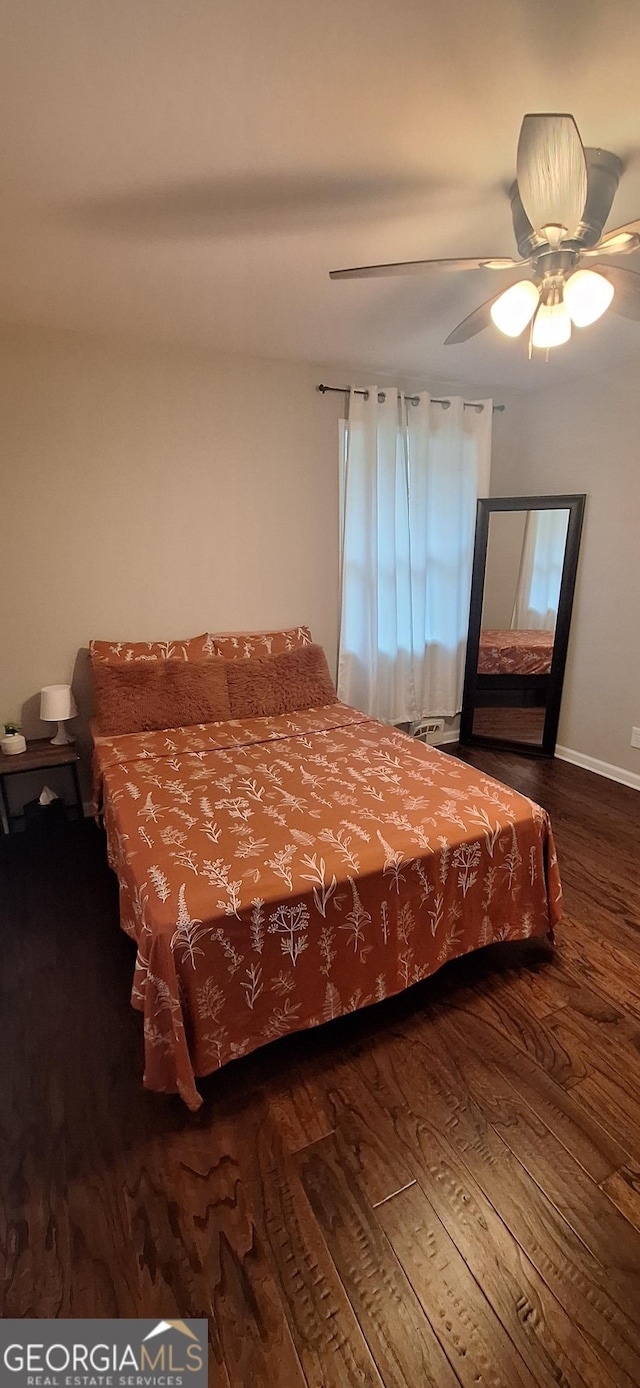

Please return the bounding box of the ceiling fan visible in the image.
[330,114,640,351]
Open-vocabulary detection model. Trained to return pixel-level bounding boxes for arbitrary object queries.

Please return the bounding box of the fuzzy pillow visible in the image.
[225,644,336,719]
[92,658,231,735]
[212,626,312,660]
[90,633,215,665]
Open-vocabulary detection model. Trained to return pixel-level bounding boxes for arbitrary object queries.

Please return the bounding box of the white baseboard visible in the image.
[555,744,640,793]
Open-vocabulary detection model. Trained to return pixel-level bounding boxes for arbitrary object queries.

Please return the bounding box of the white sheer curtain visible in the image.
[511,508,569,631]
[338,387,492,723]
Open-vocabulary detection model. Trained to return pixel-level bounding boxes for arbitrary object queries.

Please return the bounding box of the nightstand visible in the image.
[0,739,83,834]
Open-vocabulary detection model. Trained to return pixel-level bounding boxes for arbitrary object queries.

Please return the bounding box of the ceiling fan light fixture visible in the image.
[330,112,640,354]
[532,299,572,349]
[490,280,539,337]
[564,268,615,326]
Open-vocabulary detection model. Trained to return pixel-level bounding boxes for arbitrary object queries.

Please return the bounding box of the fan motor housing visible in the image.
[530,249,580,289]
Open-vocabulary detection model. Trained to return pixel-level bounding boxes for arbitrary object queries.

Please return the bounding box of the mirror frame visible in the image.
[460,493,586,757]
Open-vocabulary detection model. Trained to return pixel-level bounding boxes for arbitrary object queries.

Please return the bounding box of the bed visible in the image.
[90,630,562,1110]
[478,628,555,676]
[475,628,555,715]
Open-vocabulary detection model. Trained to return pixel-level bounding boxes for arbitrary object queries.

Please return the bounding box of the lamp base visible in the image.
[51,721,74,746]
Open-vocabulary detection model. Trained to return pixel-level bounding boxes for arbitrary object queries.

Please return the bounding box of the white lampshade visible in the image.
[40,684,77,722]
[564,269,614,327]
[532,300,572,350]
[490,280,539,337]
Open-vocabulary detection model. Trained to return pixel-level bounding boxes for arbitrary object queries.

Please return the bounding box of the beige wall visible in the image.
[490,367,640,778]
[2,321,638,797]
[0,324,350,811]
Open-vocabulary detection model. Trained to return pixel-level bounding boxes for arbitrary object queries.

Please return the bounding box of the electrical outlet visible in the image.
[632,727,640,749]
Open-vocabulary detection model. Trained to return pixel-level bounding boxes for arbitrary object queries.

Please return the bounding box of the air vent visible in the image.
[412,718,445,743]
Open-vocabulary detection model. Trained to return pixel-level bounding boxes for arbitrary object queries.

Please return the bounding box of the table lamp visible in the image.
[40,684,78,745]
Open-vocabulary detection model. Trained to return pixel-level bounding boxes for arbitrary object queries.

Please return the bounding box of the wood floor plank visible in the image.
[483,948,625,1028]
[319,1047,621,1388]
[437,999,628,1182]
[297,1132,462,1388]
[571,1072,640,1168]
[601,1167,640,1233]
[442,978,582,1087]
[450,940,572,1022]
[252,1117,386,1388]
[376,1180,540,1388]
[546,996,640,1074]
[540,970,626,1026]
[65,1166,140,1317]
[549,943,640,1043]
[545,1007,640,1160]
[267,1065,336,1154]
[503,961,572,1021]
[121,1149,232,1387]
[433,1008,640,1281]
[563,860,638,929]
[149,1118,309,1388]
[555,924,640,1023]
[0,1137,72,1318]
[380,1026,640,1386]
[321,1072,416,1208]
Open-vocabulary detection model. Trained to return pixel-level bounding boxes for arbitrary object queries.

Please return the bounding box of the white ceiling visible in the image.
[2,0,640,389]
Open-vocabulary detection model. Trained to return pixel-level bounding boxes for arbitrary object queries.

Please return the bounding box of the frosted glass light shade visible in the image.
[532,300,572,349]
[564,269,614,326]
[490,280,539,337]
[40,684,77,722]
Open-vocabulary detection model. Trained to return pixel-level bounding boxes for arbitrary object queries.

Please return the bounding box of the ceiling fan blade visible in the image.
[516,113,587,240]
[329,256,524,280]
[594,265,640,321]
[583,221,640,257]
[444,293,503,346]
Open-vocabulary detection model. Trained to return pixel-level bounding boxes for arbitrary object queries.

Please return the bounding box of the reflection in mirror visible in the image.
[473,509,570,747]
[480,509,569,661]
[460,495,585,756]
[471,703,547,746]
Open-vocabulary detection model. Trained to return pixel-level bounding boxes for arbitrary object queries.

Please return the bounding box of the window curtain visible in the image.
[337,387,492,723]
[511,508,569,631]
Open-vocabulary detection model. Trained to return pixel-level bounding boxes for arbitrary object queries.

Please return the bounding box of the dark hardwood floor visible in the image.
[1,748,640,1387]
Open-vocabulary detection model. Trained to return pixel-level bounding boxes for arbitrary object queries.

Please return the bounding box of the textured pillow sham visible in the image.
[90,633,215,665]
[92,658,231,735]
[225,644,337,719]
[212,626,312,660]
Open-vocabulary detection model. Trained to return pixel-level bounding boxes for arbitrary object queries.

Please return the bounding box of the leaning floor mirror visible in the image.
[460,494,586,756]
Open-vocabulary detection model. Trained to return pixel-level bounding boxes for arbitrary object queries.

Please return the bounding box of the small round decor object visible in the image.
[1,733,27,755]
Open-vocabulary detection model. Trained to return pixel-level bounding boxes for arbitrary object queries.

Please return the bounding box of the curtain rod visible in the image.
[317,383,505,413]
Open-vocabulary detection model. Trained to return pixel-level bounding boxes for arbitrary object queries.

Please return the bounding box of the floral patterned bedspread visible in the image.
[93,703,562,1109]
[478,629,554,675]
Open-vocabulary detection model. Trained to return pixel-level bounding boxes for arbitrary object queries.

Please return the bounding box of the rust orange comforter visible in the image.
[478,629,555,675]
[93,703,562,1109]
